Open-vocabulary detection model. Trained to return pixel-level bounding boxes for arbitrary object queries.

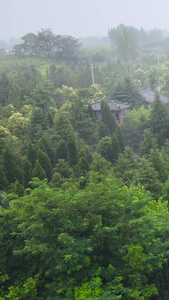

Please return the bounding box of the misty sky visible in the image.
[1,0,169,40]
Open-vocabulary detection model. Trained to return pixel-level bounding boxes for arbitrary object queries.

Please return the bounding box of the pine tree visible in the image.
[3,147,18,184]
[37,149,53,181]
[101,100,116,134]
[33,160,46,180]
[22,157,32,188]
[67,138,78,167]
[36,136,55,165]
[97,136,113,163]
[0,165,8,191]
[27,143,37,167]
[77,149,90,177]
[149,148,168,183]
[98,120,111,138]
[116,125,125,152]
[13,180,24,197]
[149,93,169,146]
[56,139,67,162]
[111,134,121,163]
[140,129,157,156]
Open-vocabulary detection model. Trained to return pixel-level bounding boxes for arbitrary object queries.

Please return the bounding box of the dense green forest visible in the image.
[1,26,169,299]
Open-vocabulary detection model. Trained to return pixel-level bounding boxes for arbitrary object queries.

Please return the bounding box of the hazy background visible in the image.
[1,0,169,40]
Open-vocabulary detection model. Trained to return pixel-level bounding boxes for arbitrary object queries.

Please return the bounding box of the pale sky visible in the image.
[1,0,169,40]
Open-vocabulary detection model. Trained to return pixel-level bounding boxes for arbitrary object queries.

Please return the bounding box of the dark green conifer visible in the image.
[97,136,113,163]
[101,100,116,134]
[27,143,37,167]
[98,120,111,138]
[33,160,46,180]
[0,165,8,190]
[56,139,67,162]
[149,93,169,146]
[111,134,120,163]
[149,148,168,183]
[87,104,95,120]
[37,149,53,181]
[13,180,24,197]
[3,147,18,184]
[22,157,32,188]
[116,125,125,152]
[54,159,72,178]
[140,129,157,156]
[67,138,78,166]
[77,149,90,177]
[36,136,55,165]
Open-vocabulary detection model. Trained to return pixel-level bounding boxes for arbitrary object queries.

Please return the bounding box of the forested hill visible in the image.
[1,27,169,299]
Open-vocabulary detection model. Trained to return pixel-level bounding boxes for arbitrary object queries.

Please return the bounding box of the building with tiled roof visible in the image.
[91,99,130,122]
[141,89,169,105]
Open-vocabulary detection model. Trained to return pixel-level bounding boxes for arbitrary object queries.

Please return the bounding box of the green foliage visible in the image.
[37,149,53,181]
[112,77,144,108]
[0,166,8,191]
[115,25,139,63]
[114,147,135,185]
[97,136,113,163]
[32,160,46,180]
[149,93,169,146]
[2,26,169,300]
[140,129,157,156]
[14,29,81,63]
[122,106,150,151]
[101,100,116,134]
[76,149,90,178]
[111,134,121,163]
[116,125,125,152]
[91,153,112,175]
[54,159,72,179]
[133,157,163,198]
[3,147,20,184]
[27,143,37,166]
[56,139,68,162]
[67,138,78,167]
[22,157,32,188]
[1,177,169,298]
[74,277,103,300]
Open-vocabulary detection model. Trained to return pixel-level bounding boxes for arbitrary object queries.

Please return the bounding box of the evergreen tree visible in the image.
[0,165,8,191]
[67,138,78,166]
[101,100,116,134]
[97,120,111,139]
[29,108,47,142]
[37,149,53,181]
[112,77,143,108]
[54,159,72,179]
[97,136,113,163]
[27,143,37,167]
[116,125,125,152]
[22,157,32,188]
[149,93,169,146]
[111,134,121,163]
[87,104,95,120]
[77,149,90,177]
[133,157,163,198]
[33,160,46,180]
[13,180,24,197]
[140,129,157,156]
[149,148,168,183]
[56,139,67,162]
[3,147,19,184]
[36,136,55,164]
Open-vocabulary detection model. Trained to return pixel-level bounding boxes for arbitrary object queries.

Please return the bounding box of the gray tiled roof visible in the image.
[141,89,169,104]
[91,100,130,111]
